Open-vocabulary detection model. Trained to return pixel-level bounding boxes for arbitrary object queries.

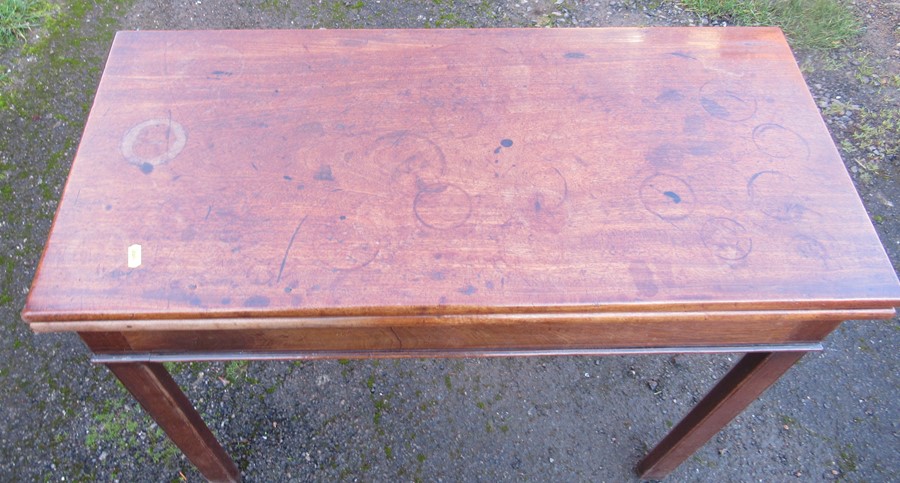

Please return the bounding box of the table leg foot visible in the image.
[636,351,806,480]
[105,362,240,483]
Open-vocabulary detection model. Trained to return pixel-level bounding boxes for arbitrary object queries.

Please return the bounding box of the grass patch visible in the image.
[681,0,775,25]
[773,0,861,48]
[681,0,860,49]
[0,0,55,47]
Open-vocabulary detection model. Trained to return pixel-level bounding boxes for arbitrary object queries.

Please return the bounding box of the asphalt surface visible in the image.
[1,1,898,481]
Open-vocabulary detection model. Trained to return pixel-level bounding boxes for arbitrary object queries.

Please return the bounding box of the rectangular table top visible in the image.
[22,28,900,329]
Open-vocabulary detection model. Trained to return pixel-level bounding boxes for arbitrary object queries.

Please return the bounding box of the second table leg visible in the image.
[636,350,807,479]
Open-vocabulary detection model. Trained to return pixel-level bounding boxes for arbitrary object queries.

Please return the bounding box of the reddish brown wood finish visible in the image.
[21,28,900,481]
[637,350,807,479]
[110,316,844,353]
[21,28,900,327]
[105,362,240,482]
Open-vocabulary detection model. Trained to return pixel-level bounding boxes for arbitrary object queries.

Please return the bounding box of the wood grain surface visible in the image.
[22,28,900,328]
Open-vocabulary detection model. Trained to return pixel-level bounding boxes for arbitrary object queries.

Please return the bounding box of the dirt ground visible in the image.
[0,1,898,481]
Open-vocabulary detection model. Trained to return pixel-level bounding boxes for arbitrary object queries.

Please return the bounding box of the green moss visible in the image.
[373,397,388,425]
[840,106,899,184]
[857,338,875,353]
[444,374,452,390]
[0,183,12,203]
[85,395,182,468]
[259,0,291,13]
[476,0,498,20]
[307,0,360,28]
[854,108,899,159]
[162,361,185,374]
[148,426,180,464]
[226,361,258,385]
[225,360,247,383]
[837,444,858,473]
[416,453,426,463]
[0,254,13,304]
[428,11,474,28]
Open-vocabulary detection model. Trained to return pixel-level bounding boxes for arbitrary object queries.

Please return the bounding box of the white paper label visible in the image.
[127,244,142,268]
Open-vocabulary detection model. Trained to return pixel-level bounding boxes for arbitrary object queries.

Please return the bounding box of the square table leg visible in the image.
[104,361,240,483]
[637,350,807,479]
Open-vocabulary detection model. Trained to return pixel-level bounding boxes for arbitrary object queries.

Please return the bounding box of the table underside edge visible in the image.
[90,343,825,363]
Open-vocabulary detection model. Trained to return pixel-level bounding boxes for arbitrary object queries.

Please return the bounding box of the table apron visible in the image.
[78,315,852,355]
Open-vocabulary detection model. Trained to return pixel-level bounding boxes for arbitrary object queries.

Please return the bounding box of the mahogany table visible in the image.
[22,28,900,481]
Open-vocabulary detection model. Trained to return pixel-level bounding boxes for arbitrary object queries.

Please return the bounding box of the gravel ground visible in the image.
[1,1,898,481]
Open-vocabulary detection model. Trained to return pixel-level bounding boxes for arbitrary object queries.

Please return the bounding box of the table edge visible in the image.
[26,307,897,333]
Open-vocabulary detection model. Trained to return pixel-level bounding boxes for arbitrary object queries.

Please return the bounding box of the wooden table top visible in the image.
[22,28,900,328]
